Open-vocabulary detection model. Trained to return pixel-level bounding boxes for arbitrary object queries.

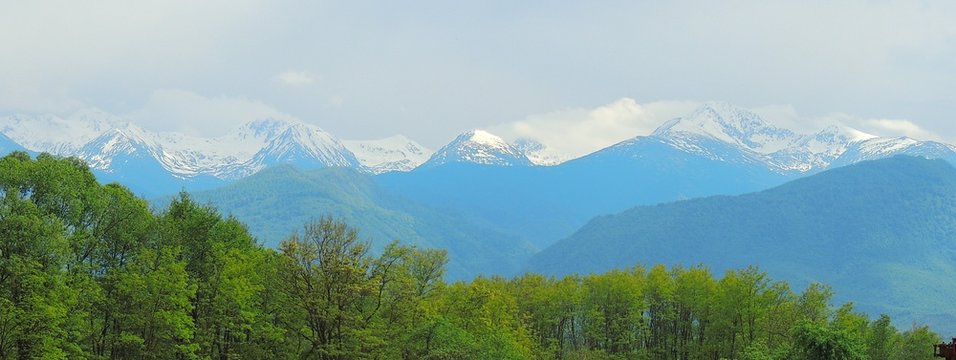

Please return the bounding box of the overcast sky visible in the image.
[2,0,956,150]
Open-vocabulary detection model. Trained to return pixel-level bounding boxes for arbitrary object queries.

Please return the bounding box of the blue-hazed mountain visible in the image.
[0,132,26,155]
[527,155,956,333]
[185,165,535,280]
[381,102,956,249]
[379,108,799,248]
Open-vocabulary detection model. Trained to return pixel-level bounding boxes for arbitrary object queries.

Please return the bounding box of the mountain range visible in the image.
[3,102,955,197]
[5,101,956,249]
[0,111,431,196]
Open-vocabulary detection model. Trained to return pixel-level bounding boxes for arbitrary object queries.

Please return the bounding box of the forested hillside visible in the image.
[186,165,535,279]
[0,152,941,359]
[530,156,956,334]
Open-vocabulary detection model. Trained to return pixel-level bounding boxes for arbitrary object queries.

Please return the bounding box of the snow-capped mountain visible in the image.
[3,102,956,197]
[649,102,884,173]
[419,129,533,169]
[652,102,798,154]
[829,137,956,168]
[343,135,432,174]
[0,108,129,154]
[76,125,160,171]
[513,138,566,166]
[240,122,361,177]
[0,112,368,183]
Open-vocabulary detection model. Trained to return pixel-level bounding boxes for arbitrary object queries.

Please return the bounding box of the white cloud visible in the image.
[274,71,316,86]
[489,98,698,159]
[125,89,296,137]
[860,118,942,141]
[754,105,944,142]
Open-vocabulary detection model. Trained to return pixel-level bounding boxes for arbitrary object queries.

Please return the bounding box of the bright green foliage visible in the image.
[867,314,899,360]
[793,320,866,360]
[0,152,944,359]
[893,325,939,360]
[112,247,197,359]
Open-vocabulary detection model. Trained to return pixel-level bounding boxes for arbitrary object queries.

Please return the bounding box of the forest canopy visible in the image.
[0,152,940,359]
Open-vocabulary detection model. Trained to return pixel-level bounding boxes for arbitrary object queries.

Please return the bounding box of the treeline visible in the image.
[0,152,940,359]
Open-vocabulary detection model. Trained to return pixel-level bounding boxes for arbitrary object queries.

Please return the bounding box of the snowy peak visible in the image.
[235,118,293,143]
[245,122,360,174]
[513,138,566,166]
[0,109,129,154]
[343,135,432,174]
[653,102,797,154]
[420,129,533,169]
[77,125,159,171]
[825,136,956,169]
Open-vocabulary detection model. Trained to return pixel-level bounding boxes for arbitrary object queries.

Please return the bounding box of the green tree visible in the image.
[112,247,197,359]
[792,320,865,360]
[892,325,938,360]
[0,192,70,359]
[867,314,898,360]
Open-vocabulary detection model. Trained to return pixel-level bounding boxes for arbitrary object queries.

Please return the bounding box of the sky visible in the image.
[2,0,956,153]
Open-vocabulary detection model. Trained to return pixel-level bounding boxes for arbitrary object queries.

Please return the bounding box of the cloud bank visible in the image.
[125,90,295,137]
[489,99,697,159]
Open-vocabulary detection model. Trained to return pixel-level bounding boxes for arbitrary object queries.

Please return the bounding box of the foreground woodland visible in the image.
[0,152,940,359]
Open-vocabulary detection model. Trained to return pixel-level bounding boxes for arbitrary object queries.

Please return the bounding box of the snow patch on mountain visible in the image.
[513,138,567,166]
[343,135,432,174]
[76,124,160,172]
[0,108,129,154]
[420,130,533,168]
[649,102,887,173]
[0,111,363,180]
[653,102,799,154]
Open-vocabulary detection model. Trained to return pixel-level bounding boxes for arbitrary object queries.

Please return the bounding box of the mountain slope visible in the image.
[830,137,956,168]
[78,127,225,197]
[0,132,26,155]
[188,166,535,280]
[380,134,791,248]
[527,156,956,333]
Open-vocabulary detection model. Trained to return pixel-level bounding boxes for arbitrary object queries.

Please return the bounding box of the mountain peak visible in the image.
[463,129,506,145]
[418,129,533,169]
[241,122,360,176]
[77,125,158,171]
[235,118,294,142]
[653,102,796,154]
